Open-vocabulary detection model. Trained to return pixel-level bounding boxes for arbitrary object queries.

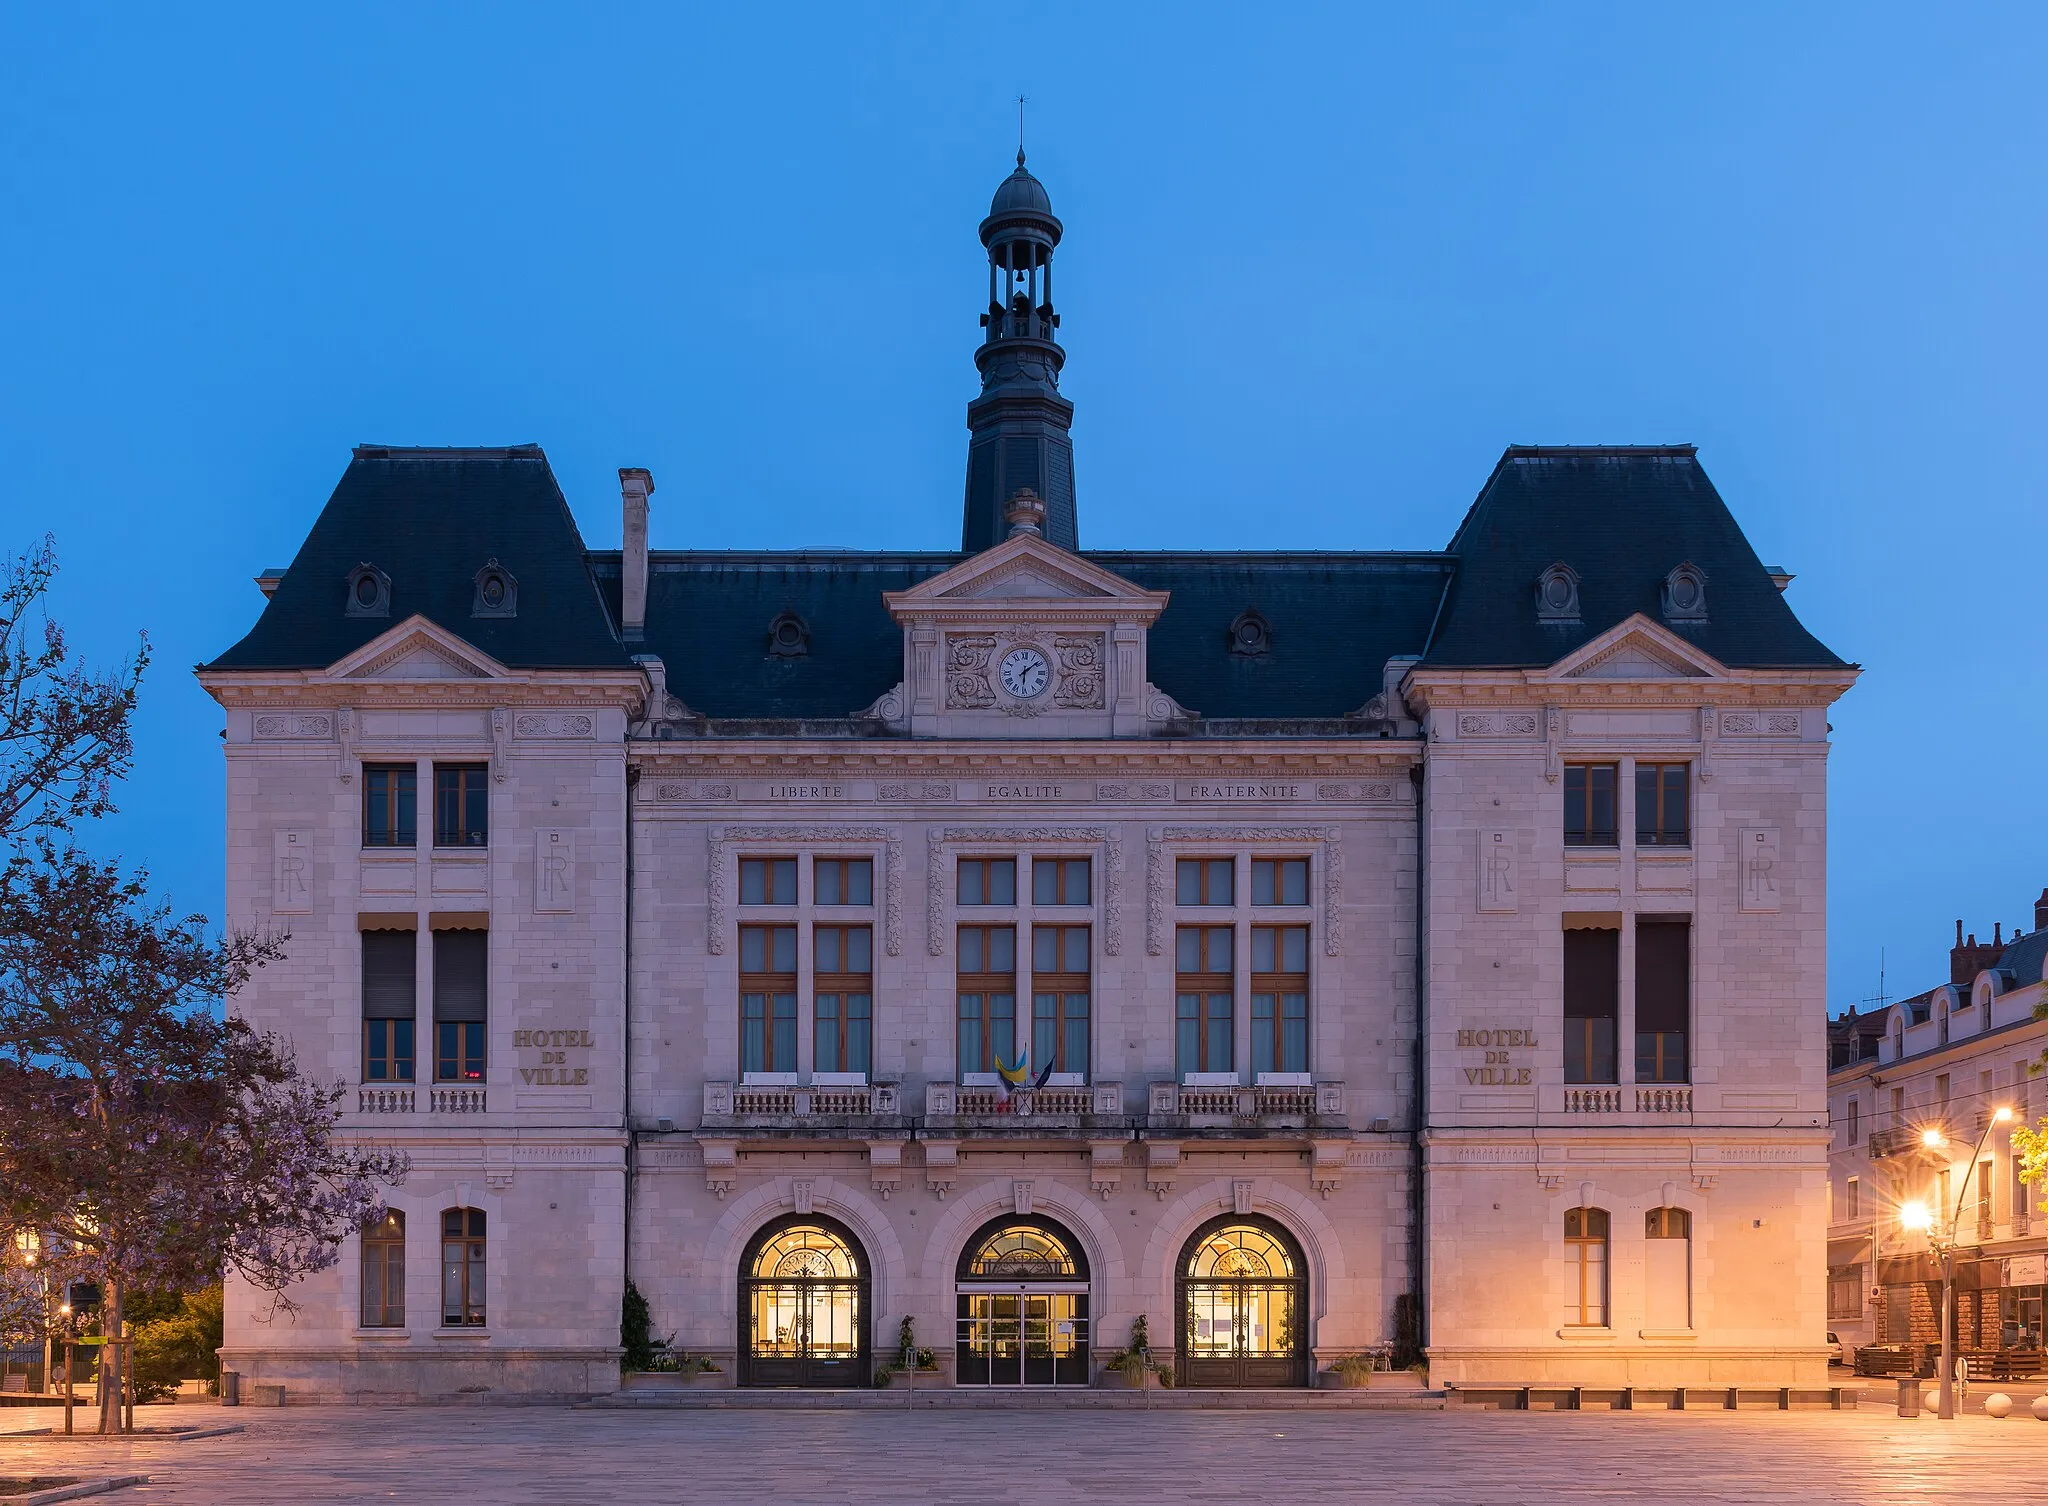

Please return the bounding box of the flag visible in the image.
[995,1045,1030,1112]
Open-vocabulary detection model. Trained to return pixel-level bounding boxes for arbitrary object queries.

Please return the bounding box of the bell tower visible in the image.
[961,152,1078,553]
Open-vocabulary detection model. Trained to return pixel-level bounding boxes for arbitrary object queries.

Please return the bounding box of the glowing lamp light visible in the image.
[1898,1200,1933,1234]
[1993,1106,2014,1123]
[1921,1128,1947,1149]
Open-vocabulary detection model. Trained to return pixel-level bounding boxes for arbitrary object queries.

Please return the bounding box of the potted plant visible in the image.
[1322,1353,1379,1390]
[1099,1315,1171,1389]
[688,1355,726,1389]
[876,1317,940,1387]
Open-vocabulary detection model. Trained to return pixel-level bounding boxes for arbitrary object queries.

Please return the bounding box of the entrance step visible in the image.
[582,1387,1446,1410]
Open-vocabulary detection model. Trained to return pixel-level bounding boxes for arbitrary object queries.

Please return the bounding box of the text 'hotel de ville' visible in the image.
[200,152,1856,1400]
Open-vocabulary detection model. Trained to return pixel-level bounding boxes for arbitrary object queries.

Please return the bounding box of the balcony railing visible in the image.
[1636,1087,1692,1113]
[1868,1126,1933,1160]
[704,1081,903,1124]
[430,1086,488,1113]
[1564,1087,1622,1113]
[358,1087,414,1114]
[925,1083,1120,1120]
[356,1085,489,1114]
[1145,1081,1345,1125]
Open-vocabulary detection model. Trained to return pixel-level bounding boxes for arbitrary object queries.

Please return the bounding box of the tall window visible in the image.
[1846,1099,1860,1147]
[1936,1073,1950,1110]
[1251,925,1309,1076]
[1031,924,1090,1077]
[363,763,416,848]
[1644,1207,1690,1330]
[1891,1086,1904,1127]
[814,857,872,906]
[1634,917,1690,1083]
[740,857,798,905]
[958,858,1016,906]
[440,1208,485,1326]
[432,929,487,1082]
[1634,763,1690,847]
[361,929,416,1082]
[1176,926,1235,1077]
[1979,1160,1994,1238]
[1032,857,1091,906]
[361,1210,405,1328]
[1563,1207,1609,1327]
[1177,858,1234,906]
[740,925,798,1074]
[1563,763,1618,847]
[812,925,872,1076]
[957,924,1016,1076]
[1252,858,1310,906]
[433,763,489,847]
[1846,1176,1860,1220]
[1563,926,1618,1084]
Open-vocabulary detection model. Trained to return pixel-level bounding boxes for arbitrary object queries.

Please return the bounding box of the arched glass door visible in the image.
[739,1217,869,1387]
[955,1216,1090,1386]
[1177,1216,1308,1387]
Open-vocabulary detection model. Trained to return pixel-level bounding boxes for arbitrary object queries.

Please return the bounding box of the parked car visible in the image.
[1827,1332,1848,1366]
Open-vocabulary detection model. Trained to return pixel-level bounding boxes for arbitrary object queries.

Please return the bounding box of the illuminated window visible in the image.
[360,1210,405,1329]
[1563,1207,1609,1327]
[440,1208,485,1326]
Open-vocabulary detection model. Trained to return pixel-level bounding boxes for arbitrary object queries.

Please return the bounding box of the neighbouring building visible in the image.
[201,155,1857,1401]
[1826,895,2048,1361]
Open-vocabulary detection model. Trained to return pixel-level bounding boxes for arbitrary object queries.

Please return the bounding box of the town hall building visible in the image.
[201,154,1857,1400]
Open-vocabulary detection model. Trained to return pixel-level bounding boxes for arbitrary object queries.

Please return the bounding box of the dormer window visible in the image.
[345,563,391,618]
[1535,562,1580,624]
[472,559,518,619]
[1661,563,1708,624]
[1227,609,1272,657]
[767,610,810,658]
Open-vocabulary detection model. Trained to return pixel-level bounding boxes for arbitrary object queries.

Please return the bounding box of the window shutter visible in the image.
[433,930,488,1023]
[362,931,417,1020]
[1563,928,1619,1021]
[1635,920,1690,1035]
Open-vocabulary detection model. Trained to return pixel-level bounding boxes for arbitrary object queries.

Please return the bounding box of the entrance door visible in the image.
[740,1218,869,1387]
[954,1217,1091,1386]
[1177,1216,1309,1388]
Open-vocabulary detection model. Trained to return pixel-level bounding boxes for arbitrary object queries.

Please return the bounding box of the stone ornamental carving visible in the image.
[877,780,956,802]
[1051,634,1106,708]
[253,713,334,739]
[515,713,594,738]
[1146,827,1342,956]
[945,635,998,709]
[649,780,734,802]
[1458,712,1539,737]
[1535,561,1580,624]
[707,826,903,956]
[926,827,1124,957]
[1095,781,1172,803]
[1738,826,1781,913]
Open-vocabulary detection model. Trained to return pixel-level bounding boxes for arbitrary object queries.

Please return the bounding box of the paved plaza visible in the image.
[3,1402,2048,1504]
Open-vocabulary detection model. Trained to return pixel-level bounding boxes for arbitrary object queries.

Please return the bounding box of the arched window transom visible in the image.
[1186,1223,1296,1281]
[961,1221,1081,1281]
[750,1223,860,1282]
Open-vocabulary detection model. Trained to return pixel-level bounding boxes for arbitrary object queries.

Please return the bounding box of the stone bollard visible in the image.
[1983,1393,2012,1418]
[2033,1395,2048,1421]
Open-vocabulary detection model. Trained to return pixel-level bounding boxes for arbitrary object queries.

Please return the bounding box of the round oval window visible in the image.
[482,576,504,607]
[355,575,379,607]
[1544,577,1571,610]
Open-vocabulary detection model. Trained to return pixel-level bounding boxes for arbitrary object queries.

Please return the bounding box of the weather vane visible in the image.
[1017,93,1027,162]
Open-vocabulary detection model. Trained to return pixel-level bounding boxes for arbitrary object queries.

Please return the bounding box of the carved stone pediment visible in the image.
[328,616,509,682]
[1544,615,1723,682]
[880,533,1170,738]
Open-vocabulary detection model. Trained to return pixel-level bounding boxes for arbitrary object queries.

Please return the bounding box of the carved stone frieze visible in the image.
[1456,711,1540,737]
[1051,634,1105,709]
[515,713,595,738]
[253,712,334,739]
[945,635,997,709]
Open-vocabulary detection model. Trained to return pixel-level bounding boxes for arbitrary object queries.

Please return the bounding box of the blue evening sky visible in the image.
[2,5,2042,1013]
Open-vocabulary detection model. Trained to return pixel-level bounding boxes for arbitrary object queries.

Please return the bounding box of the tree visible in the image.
[0,842,407,1432]
[0,538,146,840]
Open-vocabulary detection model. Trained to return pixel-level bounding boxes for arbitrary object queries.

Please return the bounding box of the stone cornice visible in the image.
[199,671,646,712]
[1402,667,1857,712]
[628,740,1421,775]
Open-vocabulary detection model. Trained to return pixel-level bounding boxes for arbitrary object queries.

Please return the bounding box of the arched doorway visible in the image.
[738,1216,870,1387]
[1176,1214,1309,1387]
[955,1215,1090,1386]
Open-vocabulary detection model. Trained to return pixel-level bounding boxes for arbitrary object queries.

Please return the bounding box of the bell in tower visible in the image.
[961,151,1078,553]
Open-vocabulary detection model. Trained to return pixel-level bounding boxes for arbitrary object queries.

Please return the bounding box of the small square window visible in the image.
[1176,858,1234,906]
[1251,858,1310,905]
[739,857,798,905]
[1032,857,1091,906]
[815,857,873,906]
[958,858,1017,906]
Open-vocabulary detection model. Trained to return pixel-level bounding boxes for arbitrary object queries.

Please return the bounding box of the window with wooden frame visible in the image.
[361,929,416,1082]
[1032,856,1091,906]
[957,857,1017,906]
[1563,763,1618,847]
[739,857,798,905]
[813,925,872,1076]
[1176,926,1235,1077]
[1251,925,1309,1076]
[1031,924,1090,1078]
[362,763,416,848]
[360,1210,405,1328]
[739,924,798,1075]
[1644,1207,1690,1330]
[814,857,873,906]
[957,925,1017,1076]
[433,762,489,847]
[1846,1098,1859,1147]
[1176,858,1234,906]
[440,1208,486,1327]
[1563,925,1618,1084]
[1563,1207,1610,1327]
[1634,917,1690,1084]
[1634,762,1689,847]
[431,929,487,1083]
[1846,1176,1859,1221]
[1251,857,1310,906]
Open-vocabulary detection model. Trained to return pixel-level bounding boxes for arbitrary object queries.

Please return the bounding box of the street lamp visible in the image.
[1901,1107,2013,1419]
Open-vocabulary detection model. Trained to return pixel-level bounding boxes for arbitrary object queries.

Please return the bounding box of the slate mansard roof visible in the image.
[209,443,1849,722]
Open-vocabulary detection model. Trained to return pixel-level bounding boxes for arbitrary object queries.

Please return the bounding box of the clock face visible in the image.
[999,646,1051,699]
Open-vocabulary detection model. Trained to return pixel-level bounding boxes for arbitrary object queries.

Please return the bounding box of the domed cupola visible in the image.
[961,151,1078,554]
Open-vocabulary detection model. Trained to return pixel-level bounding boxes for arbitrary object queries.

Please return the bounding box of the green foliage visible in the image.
[619,1280,657,1372]
[130,1285,223,1403]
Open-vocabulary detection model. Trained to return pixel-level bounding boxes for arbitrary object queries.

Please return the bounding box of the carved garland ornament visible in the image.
[925,827,1124,957]
[1145,826,1343,957]
[706,826,903,958]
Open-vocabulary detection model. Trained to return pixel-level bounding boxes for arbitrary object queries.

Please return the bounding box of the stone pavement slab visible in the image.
[3,1402,2047,1504]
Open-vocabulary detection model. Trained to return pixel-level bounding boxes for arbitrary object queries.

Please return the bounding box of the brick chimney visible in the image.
[1950,919,2004,985]
[619,468,653,643]
[2036,887,2048,934]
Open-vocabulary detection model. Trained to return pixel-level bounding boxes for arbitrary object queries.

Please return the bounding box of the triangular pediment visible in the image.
[1545,615,1725,681]
[887,533,1168,618]
[326,616,510,682]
